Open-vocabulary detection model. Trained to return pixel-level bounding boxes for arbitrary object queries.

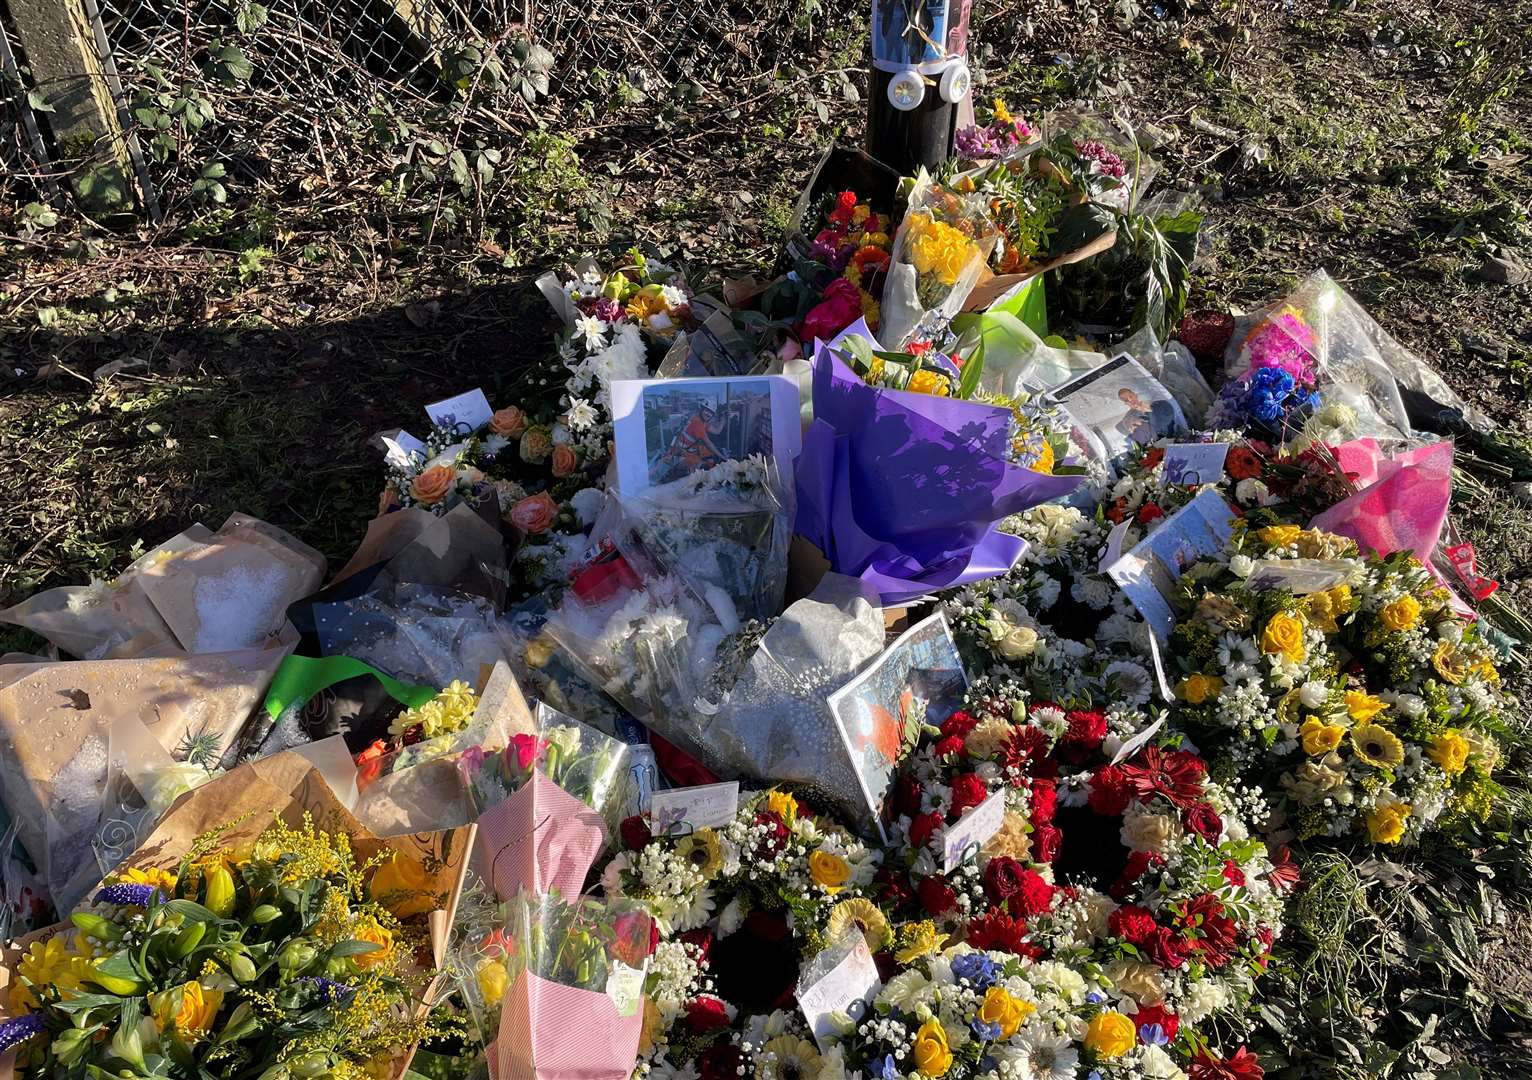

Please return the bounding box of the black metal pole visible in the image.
[864,0,971,173]
[867,71,958,175]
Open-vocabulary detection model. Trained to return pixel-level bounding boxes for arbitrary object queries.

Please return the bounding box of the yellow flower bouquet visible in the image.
[880,181,998,347]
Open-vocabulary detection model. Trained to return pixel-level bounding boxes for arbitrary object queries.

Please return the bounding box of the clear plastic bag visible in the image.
[313,583,514,688]
[880,179,999,346]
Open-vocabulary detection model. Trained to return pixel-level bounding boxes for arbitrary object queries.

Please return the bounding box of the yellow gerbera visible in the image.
[1351,723,1405,770]
[677,829,723,879]
[825,897,892,952]
[1432,641,1469,685]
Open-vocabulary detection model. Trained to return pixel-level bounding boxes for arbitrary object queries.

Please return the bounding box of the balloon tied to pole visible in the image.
[867,0,974,174]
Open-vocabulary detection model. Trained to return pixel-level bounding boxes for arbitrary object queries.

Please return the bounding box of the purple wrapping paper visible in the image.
[795,343,1083,605]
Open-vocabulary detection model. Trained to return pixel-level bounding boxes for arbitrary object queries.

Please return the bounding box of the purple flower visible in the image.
[297,976,355,1002]
[955,125,999,160]
[0,1012,45,1053]
[972,1018,1003,1041]
[95,883,161,907]
[590,297,623,324]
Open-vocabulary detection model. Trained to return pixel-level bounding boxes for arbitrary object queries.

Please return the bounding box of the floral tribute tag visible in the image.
[425,388,494,434]
[942,789,1006,873]
[1160,443,1229,486]
[796,929,882,1051]
[649,781,740,835]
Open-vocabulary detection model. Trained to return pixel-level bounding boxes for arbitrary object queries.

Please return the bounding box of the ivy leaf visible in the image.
[26,89,54,113]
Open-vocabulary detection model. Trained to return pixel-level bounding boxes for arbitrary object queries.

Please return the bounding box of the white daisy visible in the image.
[1104,660,1153,705]
[1016,1030,1078,1080]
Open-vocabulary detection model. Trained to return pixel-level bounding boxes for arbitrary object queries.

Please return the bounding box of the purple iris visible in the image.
[0,1012,45,1052]
[94,883,161,907]
[1139,1022,1169,1046]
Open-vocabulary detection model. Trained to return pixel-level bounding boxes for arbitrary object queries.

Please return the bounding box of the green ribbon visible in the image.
[262,654,436,721]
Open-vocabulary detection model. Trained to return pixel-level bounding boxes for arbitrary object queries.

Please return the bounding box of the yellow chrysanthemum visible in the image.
[908,219,976,287]
[8,936,89,1012]
[1351,723,1405,770]
[825,897,892,951]
[894,921,946,964]
[1257,525,1302,548]
[1427,730,1470,777]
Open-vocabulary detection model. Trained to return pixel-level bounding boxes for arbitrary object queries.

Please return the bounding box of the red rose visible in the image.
[1190,1046,1264,1080]
[1032,824,1062,863]
[1132,1003,1180,1043]
[1145,925,1189,969]
[1137,502,1165,524]
[1111,851,1164,899]
[753,811,790,857]
[801,278,863,344]
[700,1045,745,1080]
[893,774,924,819]
[1010,869,1055,918]
[1142,447,1165,470]
[1108,904,1159,946]
[934,735,967,759]
[1224,445,1262,481]
[940,710,979,738]
[1029,778,1057,826]
[1088,765,1134,816]
[983,857,1025,905]
[619,814,652,851]
[1063,709,1107,748]
[917,875,957,916]
[948,773,988,817]
[874,866,913,909]
[679,928,714,965]
[684,995,732,1034]
[1221,859,1246,888]
[908,811,945,850]
[1183,802,1224,842]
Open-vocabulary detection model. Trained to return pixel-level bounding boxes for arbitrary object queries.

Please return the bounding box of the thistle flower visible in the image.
[94,883,161,907]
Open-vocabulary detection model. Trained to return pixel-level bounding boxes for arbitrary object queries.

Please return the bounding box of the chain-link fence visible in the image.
[0,13,56,209]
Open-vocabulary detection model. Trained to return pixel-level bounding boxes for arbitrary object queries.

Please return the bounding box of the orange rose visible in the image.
[551,444,579,478]
[510,492,557,533]
[409,465,455,506]
[490,406,526,438]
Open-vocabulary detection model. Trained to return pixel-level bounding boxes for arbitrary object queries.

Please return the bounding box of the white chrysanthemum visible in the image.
[1297,680,1330,709]
[1015,1029,1079,1080]
[574,314,608,351]
[880,969,931,1012]
[1104,660,1153,706]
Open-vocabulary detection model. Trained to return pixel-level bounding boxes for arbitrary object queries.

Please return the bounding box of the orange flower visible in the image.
[409,464,455,505]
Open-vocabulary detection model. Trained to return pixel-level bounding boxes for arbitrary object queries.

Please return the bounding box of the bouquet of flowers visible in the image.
[880,182,998,346]
[801,188,893,340]
[1164,523,1504,845]
[953,97,1037,164]
[0,753,469,1080]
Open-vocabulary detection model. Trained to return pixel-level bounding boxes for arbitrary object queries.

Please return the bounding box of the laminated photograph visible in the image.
[1048,352,1187,463]
[610,375,802,496]
[1106,488,1236,641]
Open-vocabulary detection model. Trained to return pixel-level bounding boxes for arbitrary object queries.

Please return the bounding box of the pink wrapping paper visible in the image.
[1312,440,1452,565]
[474,772,606,902]
[494,971,644,1080]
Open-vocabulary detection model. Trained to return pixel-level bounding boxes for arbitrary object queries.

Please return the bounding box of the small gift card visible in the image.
[605,959,648,1018]
[383,430,427,468]
[942,789,1006,873]
[1161,443,1229,486]
[1245,559,1353,595]
[797,929,882,1051]
[425,388,494,435]
[1107,489,1236,642]
[649,781,740,835]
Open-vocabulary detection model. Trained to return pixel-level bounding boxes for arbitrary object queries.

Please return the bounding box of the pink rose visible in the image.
[801,278,863,345]
[509,492,557,534]
[490,406,527,438]
[551,443,579,478]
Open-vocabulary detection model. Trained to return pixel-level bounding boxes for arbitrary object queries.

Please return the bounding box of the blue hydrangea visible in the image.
[950,951,999,989]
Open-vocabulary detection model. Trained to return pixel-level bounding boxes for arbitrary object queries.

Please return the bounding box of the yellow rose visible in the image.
[475,958,508,1007]
[369,851,435,919]
[906,369,951,397]
[1427,731,1470,777]
[912,1019,952,1077]
[808,851,852,893]
[1365,802,1410,844]
[1260,611,1306,663]
[1257,525,1302,548]
[978,986,1034,1040]
[1084,1010,1137,1058]
[1344,691,1390,723]
[1299,716,1344,756]
[1175,673,1223,706]
[1379,595,1422,632]
[350,915,396,970]
[766,790,799,822]
[150,981,224,1039]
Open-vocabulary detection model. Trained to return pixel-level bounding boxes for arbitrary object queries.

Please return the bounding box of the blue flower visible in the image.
[297,976,355,1002]
[94,883,161,907]
[972,1018,1003,1042]
[1085,990,1106,1005]
[870,1054,900,1080]
[950,952,999,989]
[0,1012,45,1053]
[1139,1022,1169,1046]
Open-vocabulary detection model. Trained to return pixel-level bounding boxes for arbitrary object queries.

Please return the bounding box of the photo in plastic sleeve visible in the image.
[1106,488,1236,642]
[871,0,949,68]
[610,375,802,495]
[1048,353,1187,462]
[828,611,969,842]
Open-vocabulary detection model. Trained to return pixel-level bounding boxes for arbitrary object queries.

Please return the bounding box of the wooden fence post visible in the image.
[5,0,133,210]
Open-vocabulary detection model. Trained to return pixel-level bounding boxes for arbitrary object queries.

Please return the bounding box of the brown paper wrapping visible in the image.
[0,753,472,1079]
[961,227,1119,314]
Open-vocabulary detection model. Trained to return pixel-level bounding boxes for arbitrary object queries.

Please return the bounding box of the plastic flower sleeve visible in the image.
[880,180,999,347]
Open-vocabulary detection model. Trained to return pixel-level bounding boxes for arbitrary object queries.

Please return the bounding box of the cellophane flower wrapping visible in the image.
[617,455,792,625]
[879,180,998,346]
[454,890,656,1080]
[1223,270,1487,442]
[795,342,1085,606]
[459,703,630,902]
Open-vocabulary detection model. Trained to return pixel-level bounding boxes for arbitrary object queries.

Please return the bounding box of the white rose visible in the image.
[995,624,1040,660]
[1229,554,1255,578]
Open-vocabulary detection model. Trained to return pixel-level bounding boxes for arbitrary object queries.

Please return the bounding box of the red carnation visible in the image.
[1063,709,1108,747]
[967,909,1040,958]
[940,710,979,739]
[893,774,924,819]
[700,1044,746,1080]
[1183,802,1224,842]
[1010,869,1055,918]
[1088,765,1134,816]
[620,814,652,851]
[949,773,988,817]
[1032,823,1062,863]
[1190,1046,1264,1080]
[1137,502,1165,525]
[1222,859,1246,888]
[908,810,945,850]
[934,735,967,759]
[836,190,857,210]
[1132,1003,1179,1043]
[684,995,732,1034]
[917,875,958,916]
[983,856,1025,906]
[1108,904,1159,946]
[1029,778,1057,826]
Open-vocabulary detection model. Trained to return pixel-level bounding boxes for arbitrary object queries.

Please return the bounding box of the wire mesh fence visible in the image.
[0,13,56,210]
